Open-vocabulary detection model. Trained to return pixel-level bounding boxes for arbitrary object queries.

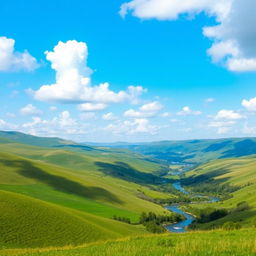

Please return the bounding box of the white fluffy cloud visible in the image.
[78,103,107,112]
[120,0,230,20]
[121,0,256,72]
[209,109,243,134]
[0,36,38,72]
[33,40,146,104]
[208,120,235,134]
[124,101,163,118]
[22,111,87,136]
[214,109,243,120]
[177,106,202,116]
[20,104,42,116]
[106,118,159,135]
[0,119,17,130]
[242,97,256,112]
[102,112,117,121]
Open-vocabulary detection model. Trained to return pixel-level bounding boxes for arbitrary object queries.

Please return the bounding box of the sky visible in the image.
[1,0,256,142]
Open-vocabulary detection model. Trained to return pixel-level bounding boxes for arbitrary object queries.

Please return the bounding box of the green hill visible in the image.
[1,229,255,256]
[0,190,146,249]
[0,146,170,249]
[183,155,256,228]
[106,138,256,164]
[0,131,77,148]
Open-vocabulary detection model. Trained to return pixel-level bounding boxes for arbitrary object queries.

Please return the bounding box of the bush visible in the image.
[196,208,228,223]
[145,221,165,233]
[233,201,250,212]
[222,221,241,230]
[112,215,131,224]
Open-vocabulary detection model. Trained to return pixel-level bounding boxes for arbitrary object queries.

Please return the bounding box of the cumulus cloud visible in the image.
[208,120,235,134]
[22,111,88,136]
[242,97,256,112]
[120,0,230,20]
[121,0,256,72]
[102,112,117,121]
[20,104,42,116]
[78,103,107,112]
[33,40,146,104]
[177,106,202,116]
[242,123,256,135]
[0,36,38,72]
[106,118,160,135]
[209,109,243,134]
[124,101,163,118]
[214,109,243,120]
[0,119,17,130]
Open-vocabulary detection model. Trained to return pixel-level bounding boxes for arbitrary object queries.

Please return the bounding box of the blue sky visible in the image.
[1,0,256,142]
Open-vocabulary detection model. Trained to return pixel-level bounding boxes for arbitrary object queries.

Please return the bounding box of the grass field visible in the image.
[1,229,255,256]
[1,132,256,255]
[184,156,256,228]
[0,142,172,249]
[0,190,148,249]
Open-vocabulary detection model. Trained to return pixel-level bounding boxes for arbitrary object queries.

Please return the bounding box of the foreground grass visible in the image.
[0,190,147,249]
[1,229,255,256]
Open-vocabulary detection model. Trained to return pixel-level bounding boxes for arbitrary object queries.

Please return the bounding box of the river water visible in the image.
[165,181,219,233]
[165,182,195,233]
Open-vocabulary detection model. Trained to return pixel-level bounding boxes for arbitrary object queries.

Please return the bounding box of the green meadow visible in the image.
[0,132,256,255]
[183,155,256,228]
[1,229,255,256]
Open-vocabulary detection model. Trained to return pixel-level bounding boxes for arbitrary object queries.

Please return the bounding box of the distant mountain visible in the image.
[98,138,256,164]
[0,131,78,148]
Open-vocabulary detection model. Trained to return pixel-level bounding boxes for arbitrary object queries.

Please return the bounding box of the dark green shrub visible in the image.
[233,201,250,212]
[145,221,165,233]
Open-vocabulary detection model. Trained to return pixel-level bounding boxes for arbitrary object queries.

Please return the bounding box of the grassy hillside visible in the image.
[0,131,76,148]
[0,190,146,249]
[183,155,256,228]
[1,229,255,256]
[0,144,173,249]
[106,138,256,164]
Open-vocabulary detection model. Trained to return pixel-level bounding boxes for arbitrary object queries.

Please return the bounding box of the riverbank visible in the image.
[164,182,219,233]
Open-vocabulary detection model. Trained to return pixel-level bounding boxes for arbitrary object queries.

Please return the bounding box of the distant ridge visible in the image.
[0,130,77,148]
[92,137,256,164]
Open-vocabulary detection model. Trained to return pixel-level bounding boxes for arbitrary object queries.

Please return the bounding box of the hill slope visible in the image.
[2,229,255,256]
[104,138,256,164]
[0,190,146,249]
[0,146,170,249]
[183,155,256,228]
[0,131,78,148]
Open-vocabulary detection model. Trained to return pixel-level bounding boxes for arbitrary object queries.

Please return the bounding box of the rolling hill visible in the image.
[183,155,256,228]
[0,134,173,250]
[1,131,256,255]
[102,138,256,164]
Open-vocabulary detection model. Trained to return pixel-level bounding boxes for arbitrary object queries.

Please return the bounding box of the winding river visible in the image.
[165,182,195,233]
[165,182,219,233]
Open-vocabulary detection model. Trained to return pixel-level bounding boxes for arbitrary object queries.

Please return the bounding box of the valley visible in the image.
[0,131,255,255]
